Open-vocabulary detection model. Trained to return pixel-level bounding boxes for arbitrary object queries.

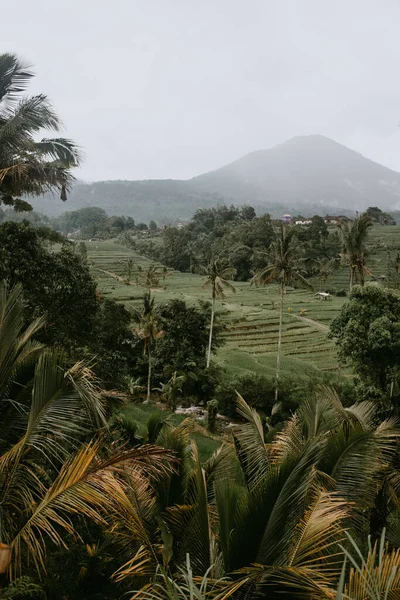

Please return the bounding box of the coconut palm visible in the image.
[144,265,161,289]
[114,396,350,599]
[336,530,400,600]
[251,224,310,402]
[130,293,165,401]
[337,215,373,290]
[0,281,172,578]
[199,260,236,368]
[118,258,135,283]
[315,257,338,291]
[0,53,81,210]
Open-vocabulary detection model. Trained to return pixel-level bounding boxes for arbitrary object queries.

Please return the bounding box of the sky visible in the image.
[3,0,400,181]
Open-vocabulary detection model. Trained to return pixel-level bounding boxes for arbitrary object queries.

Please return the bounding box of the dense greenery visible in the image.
[3,51,400,600]
[330,285,400,399]
[131,206,341,284]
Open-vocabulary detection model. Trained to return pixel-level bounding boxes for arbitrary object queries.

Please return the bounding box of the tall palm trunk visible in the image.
[349,266,355,291]
[275,278,285,402]
[146,345,152,402]
[206,287,216,369]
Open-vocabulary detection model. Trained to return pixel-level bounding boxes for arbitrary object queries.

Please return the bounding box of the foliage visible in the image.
[0,281,174,581]
[252,223,311,401]
[0,221,99,348]
[198,259,236,368]
[131,554,235,600]
[0,53,80,211]
[330,285,400,394]
[153,300,224,400]
[336,530,400,599]
[215,373,298,418]
[2,576,46,599]
[130,293,165,401]
[337,215,373,289]
[156,372,186,412]
[206,400,218,433]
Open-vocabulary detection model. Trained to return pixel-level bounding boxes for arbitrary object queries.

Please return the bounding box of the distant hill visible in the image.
[29,135,400,222]
[30,180,229,224]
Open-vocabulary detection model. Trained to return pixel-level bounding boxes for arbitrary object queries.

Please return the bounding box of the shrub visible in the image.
[335,289,347,297]
[207,399,218,432]
[215,374,274,417]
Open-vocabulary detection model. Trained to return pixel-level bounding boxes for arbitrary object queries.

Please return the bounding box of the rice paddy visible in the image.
[85,224,400,378]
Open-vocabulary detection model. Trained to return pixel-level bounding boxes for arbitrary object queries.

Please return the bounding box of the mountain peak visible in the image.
[191,135,400,211]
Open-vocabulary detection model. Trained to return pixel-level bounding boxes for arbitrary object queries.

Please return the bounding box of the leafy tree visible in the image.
[77,240,87,260]
[206,399,218,432]
[152,299,223,401]
[149,220,158,231]
[53,207,108,235]
[93,297,137,387]
[198,260,236,368]
[0,221,99,348]
[130,293,165,401]
[330,285,400,396]
[0,53,80,211]
[252,224,310,401]
[337,215,373,290]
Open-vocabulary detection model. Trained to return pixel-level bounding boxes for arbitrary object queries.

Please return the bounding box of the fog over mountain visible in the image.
[31,135,400,223]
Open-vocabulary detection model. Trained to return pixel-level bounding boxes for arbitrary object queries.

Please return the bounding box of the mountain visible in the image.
[191,135,400,211]
[29,135,400,222]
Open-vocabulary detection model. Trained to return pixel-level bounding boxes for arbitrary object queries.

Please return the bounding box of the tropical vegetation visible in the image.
[2,51,400,600]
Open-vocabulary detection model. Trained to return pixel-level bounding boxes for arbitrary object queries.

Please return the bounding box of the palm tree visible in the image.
[0,53,81,211]
[130,293,165,401]
[145,265,161,289]
[0,281,172,578]
[336,530,400,599]
[199,259,236,368]
[315,256,337,291]
[118,258,135,283]
[252,224,310,402]
[114,396,350,599]
[337,215,373,290]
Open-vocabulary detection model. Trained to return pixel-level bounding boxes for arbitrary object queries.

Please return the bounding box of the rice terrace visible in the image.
[88,223,400,379]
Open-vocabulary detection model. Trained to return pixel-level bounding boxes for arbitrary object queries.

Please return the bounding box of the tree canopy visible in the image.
[330,284,400,395]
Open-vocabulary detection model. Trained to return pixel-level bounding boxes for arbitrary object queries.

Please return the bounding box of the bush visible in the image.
[216,373,304,420]
[215,374,274,417]
[207,399,218,432]
[335,289,347,297]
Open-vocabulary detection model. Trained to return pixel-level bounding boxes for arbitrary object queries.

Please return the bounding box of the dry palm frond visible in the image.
[337,529,400,600]
[10,441,174,575]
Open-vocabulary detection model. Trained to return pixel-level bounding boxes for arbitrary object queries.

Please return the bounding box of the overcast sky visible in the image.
[3,0,400,181]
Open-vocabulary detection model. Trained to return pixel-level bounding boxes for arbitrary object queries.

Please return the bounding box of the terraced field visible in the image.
[84,227,400,378]
[86,240,347,378]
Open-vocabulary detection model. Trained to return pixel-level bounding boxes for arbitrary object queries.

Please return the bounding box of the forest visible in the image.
[1,52,400,600]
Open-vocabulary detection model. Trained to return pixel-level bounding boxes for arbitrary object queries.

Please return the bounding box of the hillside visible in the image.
[29,135,400,221]
[29,180,228,224]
